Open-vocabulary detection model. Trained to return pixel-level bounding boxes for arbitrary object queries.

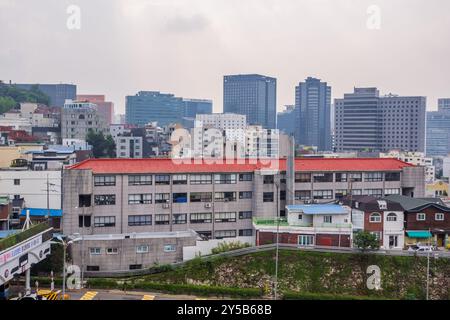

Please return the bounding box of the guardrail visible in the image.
[0,223,51,252]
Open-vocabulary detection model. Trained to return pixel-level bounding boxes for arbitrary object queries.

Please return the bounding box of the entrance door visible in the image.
[437,234,445,247]
[389,236,398,248]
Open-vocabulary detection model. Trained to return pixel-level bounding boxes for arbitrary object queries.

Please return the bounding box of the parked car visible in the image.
[407,245,437,252]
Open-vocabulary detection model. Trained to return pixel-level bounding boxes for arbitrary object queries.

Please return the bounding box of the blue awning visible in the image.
[20,208,62,217]
[406,231,432,238]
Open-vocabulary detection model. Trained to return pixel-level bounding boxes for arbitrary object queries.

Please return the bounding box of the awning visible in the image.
[20,208,62,217]
[406,231,432,238]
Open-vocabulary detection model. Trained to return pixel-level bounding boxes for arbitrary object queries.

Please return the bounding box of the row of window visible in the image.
[83,211,254,228]
[93,171,401,187]
[89,244,174,255]
[368,212,446,222]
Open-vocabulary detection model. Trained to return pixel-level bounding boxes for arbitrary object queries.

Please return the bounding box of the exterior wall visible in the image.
[70,233,196,271]
[183,236,255,260]
[115,136,143,158]
[405,207,450,231]
[61,102,107,140]
[0,169,62,209]
[256,231,351,247]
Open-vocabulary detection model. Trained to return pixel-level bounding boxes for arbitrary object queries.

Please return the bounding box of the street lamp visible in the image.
[50,235,81,299]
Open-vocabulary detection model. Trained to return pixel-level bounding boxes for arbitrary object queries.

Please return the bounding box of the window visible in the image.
[155,193,170,204]
[94,175,116,186]
[295,173,311,183]
[173,214,187,224]
[313,173,333,183]
[335,173,347,182]
[128,194,152,205]
[295,190,311,200]
[128,175,152,185]
[335,190,348,199]
[280,190,286,201]
[214,192,236,202]
[417,213,426,221]
[190,213,212,223]
[106,248,118,255]
[86,266,100,271]
[435,213,444,221]
[155,214,170,225]
[215,230,236,239]
[369,212,382,223]
[349,173,362,182]
[313,190,332,199]
[190,192,212,202]
[190,174,212,184]
[263,192,274,202]
[172,174,187,185]
[239,211,252,219]
[215,212,236,223]
[370,231,382,241]
[385,172,400,181]
[13,179,20,185]
[197,231,212,240]
[89,247,101,255]
[129,264,142,270]
[239,173,253,181]
[136,245,149,253]
[365,172,383,182]
[323,215,333,224]
[239,229,253,237]
[128,215,152,226]
[78,215,91,228]
[239,191,252,199]
[155,174,170,185]
[298,235,314,246]
[94,194,116,206]
[214,174,237,184]
[364,189,383,197]
[263,175,274,184]
[386,213,397,222]
[173,193,188,203]
[385,188,400,195]
[164,244,176,252]
[94,216,116,227]
[78,194,91,207]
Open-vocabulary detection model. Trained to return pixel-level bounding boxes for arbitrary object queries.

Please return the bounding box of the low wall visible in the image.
[183,236,255,261]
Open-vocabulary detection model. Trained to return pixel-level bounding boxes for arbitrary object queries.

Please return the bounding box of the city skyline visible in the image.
[1,0,450,114]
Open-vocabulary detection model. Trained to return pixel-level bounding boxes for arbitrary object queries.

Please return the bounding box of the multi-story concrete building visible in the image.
[335,88,426,153]
[426,108,450,157]
[61,100,107,140]
[13,83,76,107]
[380,150,435,183]
[115,135,143,158]
[62,157,424,271]
[125,91,184,127]
[77,94,115,125]
[223,74,277,129]
[295,77,332,151]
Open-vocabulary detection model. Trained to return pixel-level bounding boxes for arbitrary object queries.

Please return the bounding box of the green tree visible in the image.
[0,82,50,112]
[86,129,116,158]
[0,96,17,113]
[353,231,380,251]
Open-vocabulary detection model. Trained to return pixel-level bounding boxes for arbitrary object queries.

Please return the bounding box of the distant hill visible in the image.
[0,82,50,114]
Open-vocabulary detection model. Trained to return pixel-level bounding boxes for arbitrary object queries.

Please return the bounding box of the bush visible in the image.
[211,241,251,255]
[282,291,387,300]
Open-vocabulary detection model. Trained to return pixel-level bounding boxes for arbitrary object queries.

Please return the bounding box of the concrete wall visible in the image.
[183,236,255,260]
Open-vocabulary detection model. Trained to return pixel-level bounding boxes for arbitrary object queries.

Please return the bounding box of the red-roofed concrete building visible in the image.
[62,157,425,271]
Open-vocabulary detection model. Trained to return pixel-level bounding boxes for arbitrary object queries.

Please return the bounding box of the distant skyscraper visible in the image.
[223,74,276,129]
[77,94,115,125]
[125,91,184,127]
[426,110,450,157]
[277,105,296,137]
[438,98,450,111]
[295,77,331,151]
[14,83,76,107]
[334,88,426,153]
[183,99,212,118]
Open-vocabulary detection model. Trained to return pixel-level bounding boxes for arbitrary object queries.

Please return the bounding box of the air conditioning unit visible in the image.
[204,203,212,208]
[162,203,170,209]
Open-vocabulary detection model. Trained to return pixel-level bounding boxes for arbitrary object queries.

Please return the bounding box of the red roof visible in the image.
[68,158,414,174]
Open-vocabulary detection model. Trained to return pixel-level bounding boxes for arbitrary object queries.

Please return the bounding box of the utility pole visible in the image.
[274,178,280,300]
[426,228,431,300]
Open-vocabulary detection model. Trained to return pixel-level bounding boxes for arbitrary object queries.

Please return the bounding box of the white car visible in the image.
[408,245,436,252]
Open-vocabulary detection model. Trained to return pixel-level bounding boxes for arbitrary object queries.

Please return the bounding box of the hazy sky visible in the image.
[1,0,450,114]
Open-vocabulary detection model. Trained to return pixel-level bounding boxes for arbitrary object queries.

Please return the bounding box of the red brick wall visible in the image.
[405,207,450,231]
[363,210,384,245]
[257,231,351,247]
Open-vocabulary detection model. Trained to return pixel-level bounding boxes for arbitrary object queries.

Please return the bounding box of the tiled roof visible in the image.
[67,158,414,174]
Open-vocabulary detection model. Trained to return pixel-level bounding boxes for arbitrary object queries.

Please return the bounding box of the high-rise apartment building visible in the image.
[61,100,107,140]
[426,109,450,157]
[295,77,331,151]
[125,91,184,127]
[223,74,276,129]
[334,88,426,153]
[77,94,115,125]
[14,83,76,107]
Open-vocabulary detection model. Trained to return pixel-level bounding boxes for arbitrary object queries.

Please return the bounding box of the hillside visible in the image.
[136,250,450,300]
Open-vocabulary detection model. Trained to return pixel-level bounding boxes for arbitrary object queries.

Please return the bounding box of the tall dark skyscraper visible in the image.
[183,98,213,118]
[223,74,276,129]
[13,83,76,107]
[295,77,332,151]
